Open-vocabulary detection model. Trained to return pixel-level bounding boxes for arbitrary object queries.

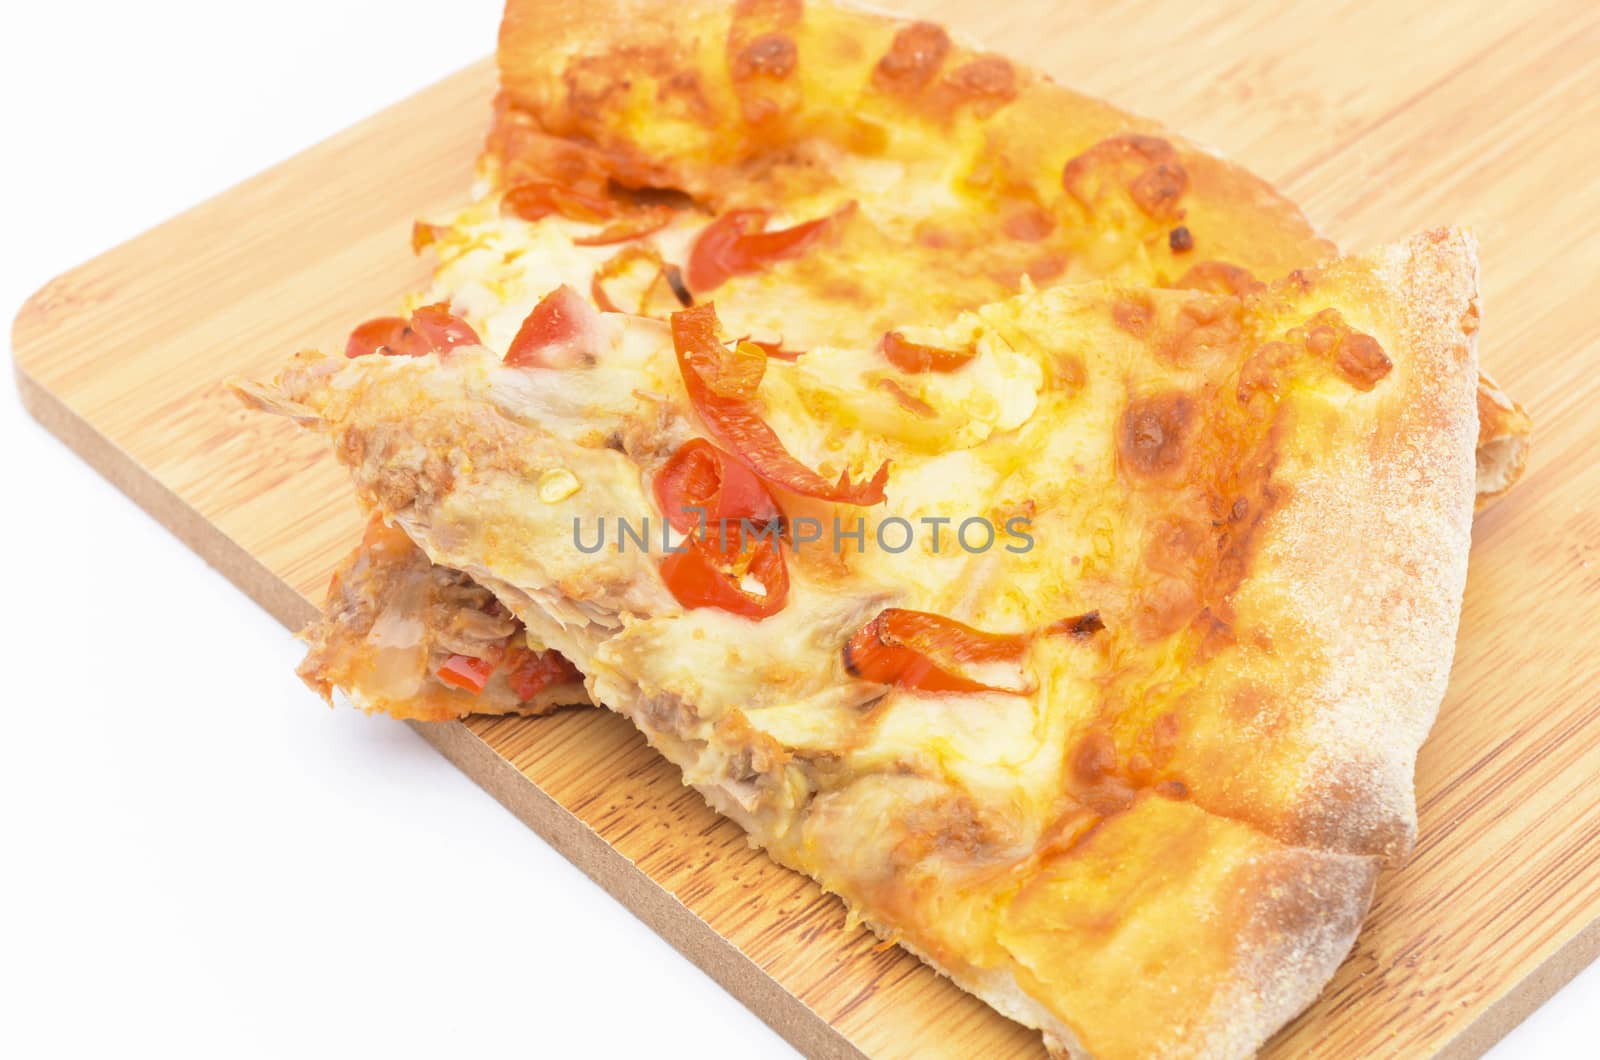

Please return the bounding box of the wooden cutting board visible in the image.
[11,2,1600,1055]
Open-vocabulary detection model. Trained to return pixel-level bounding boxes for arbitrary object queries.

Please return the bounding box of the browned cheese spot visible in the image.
[1112,296,1154,337]
[564,46,714,130]
[1335,332,1393,390]
[1164,298,1243,366]
[1152,779,1189,800]
[873,22,951,95]
[1174,260,1265,297]
[1052,352,1087,392]
[728,0,803,127]
[1151,712,1180,758]
[732,33,798,82]
[1002,204,1055,242]
[1072,730,1119,784]
[1237,340,1295,403]
[1298,309,1393,391]
[1239,309,1392,399]
[1118,391,1196,478]
[1062,134,1190,222]
[1070,731,1138,815]
[936,55,1019,113]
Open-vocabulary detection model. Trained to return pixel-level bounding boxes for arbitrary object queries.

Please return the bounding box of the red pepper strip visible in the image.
[671,304,889,506]
[686,204,853,294]
[654,438,781,535]
[505,285,602,369]
[345,303,480,359]
[435,653,497,694]
[743,337,805,362]
[573,205,676,247]
[881,330,978,373]
[696,337,768,400]
[844,608,1102,695]
[659,529,789,619]
[502,180,615,224]
[503,645,583,701]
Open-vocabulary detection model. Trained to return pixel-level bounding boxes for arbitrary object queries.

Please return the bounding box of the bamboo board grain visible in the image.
[10,1,1600,1055]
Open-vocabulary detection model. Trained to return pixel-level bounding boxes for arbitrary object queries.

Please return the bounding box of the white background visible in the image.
[0,2,1591,1057]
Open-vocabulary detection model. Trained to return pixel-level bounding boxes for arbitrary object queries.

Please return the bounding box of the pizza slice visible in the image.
[480,0,1529,501]
[238,227,1480,1055]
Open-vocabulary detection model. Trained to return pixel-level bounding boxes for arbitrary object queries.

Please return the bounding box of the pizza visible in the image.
[275,0,1526,730]
[244,227,1478,1057]
[233,1,1529,1055]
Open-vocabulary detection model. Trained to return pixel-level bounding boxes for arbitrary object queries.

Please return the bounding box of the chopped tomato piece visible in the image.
[686,203,853,293]
[504,646,582,701]
[505,285,602,369]
[659,530,789,619]
[345,304,479,359]
[881,330,977,373]
[409,303,481,354]
[345,316,411,359]
[654,438,781,535]
[671,304,889,506]
[435,653,497,694]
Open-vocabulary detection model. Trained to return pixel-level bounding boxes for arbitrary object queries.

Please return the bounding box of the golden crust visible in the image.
[1228,228,1479,861]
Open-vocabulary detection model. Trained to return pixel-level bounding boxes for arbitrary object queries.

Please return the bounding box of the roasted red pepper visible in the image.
[504,645,583,701]
[686,204,852,293]
[502,180,615,225]
[671,304,888,505]
[881,330,978,373]
[653,438,781,535]
[435,653,497,694]
[659,529,789,620]
[843,609,1103,695]
[844,609,1027,694]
